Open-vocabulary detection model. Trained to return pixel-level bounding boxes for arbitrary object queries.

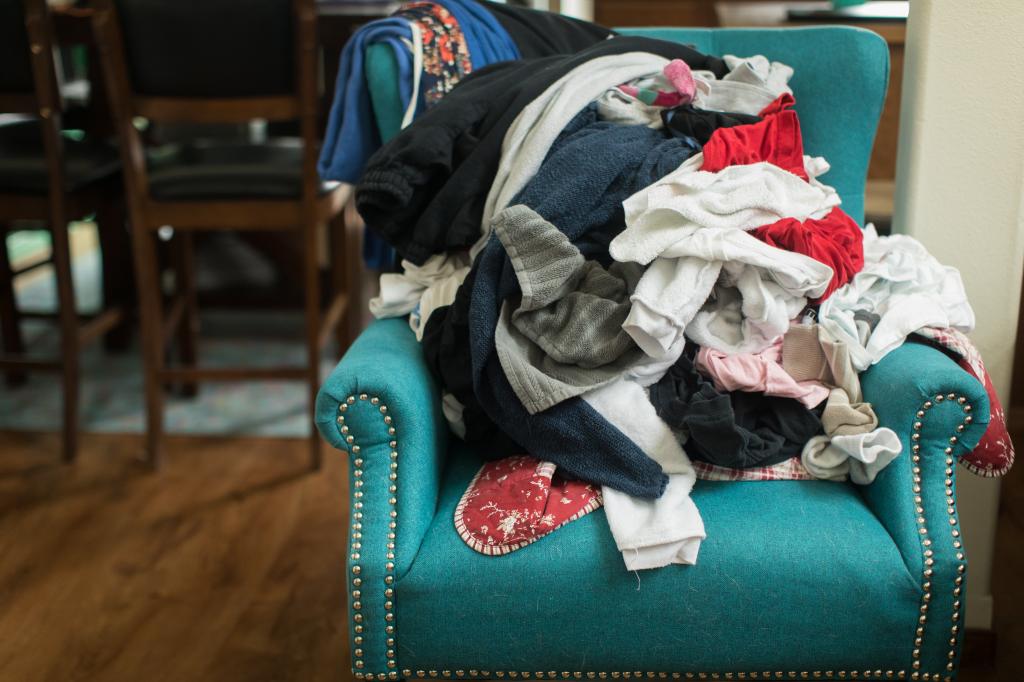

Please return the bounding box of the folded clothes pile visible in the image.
[354,32,1014,570]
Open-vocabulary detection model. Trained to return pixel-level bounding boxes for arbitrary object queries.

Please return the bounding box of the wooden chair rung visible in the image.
[0,356,61,372]
[77,307,123,346]
[317,292,349,351]
[159,366,310,383]
[162,294,186,346]
[11,256,54,277]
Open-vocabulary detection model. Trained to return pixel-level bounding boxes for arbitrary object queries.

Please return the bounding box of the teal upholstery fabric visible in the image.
[318,321,986,680]
[365,27,889,225]
[365,42,405,144]
[860,343,989,675]
[320,26,981,681]
[316,319,448,674]
[619,27,889,225]
[398,444,918,673]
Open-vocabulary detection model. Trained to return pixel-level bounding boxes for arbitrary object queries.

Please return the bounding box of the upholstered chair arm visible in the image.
[859,342,990,677]
[315,318,448,678]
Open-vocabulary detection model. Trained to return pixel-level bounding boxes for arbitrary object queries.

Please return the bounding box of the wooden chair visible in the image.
[91,0,360,469]
[0,0,130,462]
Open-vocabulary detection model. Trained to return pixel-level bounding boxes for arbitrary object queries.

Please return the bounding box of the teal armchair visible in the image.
[317,28,991,682]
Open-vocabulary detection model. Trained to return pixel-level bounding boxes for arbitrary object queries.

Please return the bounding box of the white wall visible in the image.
[530,0,595,20]
[894,0,1024,629]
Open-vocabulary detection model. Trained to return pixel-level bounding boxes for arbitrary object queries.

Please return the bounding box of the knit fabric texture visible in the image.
[494,206,645,414]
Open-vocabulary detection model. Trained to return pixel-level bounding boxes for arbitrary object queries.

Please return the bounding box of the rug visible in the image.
[1,230,335,437]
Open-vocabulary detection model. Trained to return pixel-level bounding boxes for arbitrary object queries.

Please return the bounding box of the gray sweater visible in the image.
[494,205,645,414]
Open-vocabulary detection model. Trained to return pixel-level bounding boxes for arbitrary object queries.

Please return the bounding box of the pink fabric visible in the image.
[454,456,602,556]
[616,59,696,108]
[694,456,814,482]
[663,59,696,103]
[696,337,830,408]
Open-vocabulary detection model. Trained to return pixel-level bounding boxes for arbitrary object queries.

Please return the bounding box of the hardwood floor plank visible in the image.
[0,428,1016,680]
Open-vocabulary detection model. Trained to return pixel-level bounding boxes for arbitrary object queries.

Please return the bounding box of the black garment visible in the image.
[649,348,823,469]
[482,1,616,58]
[423,107,702,498]
[421,264,522,454]
[661,105,760,145]
[356,36,729,266]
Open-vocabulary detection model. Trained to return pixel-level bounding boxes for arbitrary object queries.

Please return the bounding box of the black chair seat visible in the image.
[147,138,337,200]
[0,118,120,195]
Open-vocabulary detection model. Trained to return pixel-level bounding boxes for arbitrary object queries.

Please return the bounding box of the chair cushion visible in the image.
[394,443,922,673]
[0,118,120,194]
[147,138,336,200]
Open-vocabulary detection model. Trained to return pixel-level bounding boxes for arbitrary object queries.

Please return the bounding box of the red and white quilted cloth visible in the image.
[915,327,1014,477]
[455,456,602,555]
[693,456,814,482]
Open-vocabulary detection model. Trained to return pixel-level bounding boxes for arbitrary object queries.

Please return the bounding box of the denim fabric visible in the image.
[318,19,413,184]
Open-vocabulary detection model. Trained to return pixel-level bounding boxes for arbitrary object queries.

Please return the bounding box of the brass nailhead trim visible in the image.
[380,396,975,681]
[398,672,930,680]
[342,394,400,677]
[942,397,972,674]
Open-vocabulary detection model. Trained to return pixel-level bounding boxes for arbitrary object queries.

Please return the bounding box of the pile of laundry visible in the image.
[318,0,614,268]
[350,34,1015,570]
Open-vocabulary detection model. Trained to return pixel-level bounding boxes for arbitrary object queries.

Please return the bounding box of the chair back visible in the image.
[92,0,321,210]
[113,0,295,99]
[0,0,34,98]
[621,27,890,224]
[363,26,890,225]
[0,0,71,204]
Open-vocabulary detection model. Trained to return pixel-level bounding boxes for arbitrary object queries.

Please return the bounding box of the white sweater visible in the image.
[611,157,837,356]
[817,225,975,371]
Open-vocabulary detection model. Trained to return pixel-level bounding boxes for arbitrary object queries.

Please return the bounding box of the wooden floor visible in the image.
[0,431,349,682]
[0,430,1019,681]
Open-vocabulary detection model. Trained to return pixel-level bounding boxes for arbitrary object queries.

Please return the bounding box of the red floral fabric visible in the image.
[402,2,473,109]
[455,456,602,555]
[915,327,1014,477]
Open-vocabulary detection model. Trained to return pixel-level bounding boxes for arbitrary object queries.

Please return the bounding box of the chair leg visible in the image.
[132,227,166,468]
[329,210,350,356]
[172,231,199,398]
[304,219,323,471]
[342,200,366,349]
[50,218,79,463]
[95,196,134,351]
[0,225,27,387]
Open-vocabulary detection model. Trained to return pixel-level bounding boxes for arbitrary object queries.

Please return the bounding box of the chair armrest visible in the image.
[859,341,990,675]
[315,318,448,677]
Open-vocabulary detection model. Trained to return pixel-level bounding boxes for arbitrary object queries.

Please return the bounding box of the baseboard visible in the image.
[966,593,994,629]
[961,627,998,669]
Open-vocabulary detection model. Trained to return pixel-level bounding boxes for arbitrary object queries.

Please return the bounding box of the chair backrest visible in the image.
[92,0,321,213]
[0,0,73,203]
[0,0,34,97]
[365,26,889,225]
[620,27,890,225]
[113,0,295,98]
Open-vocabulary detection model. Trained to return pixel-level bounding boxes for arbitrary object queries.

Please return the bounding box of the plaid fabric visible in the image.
[914,327,1014,477]
[693,456,815,482]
